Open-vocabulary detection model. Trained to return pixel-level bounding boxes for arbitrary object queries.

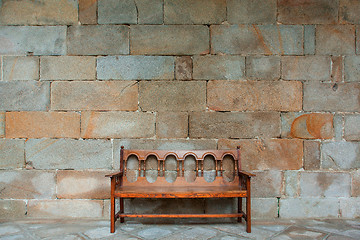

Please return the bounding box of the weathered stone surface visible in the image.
[227,0,276,24]
[0,81,50,111]
[0,170,56,199]
[164,0,226,24]
[97,56,174,80]
[25,139,112,170]
[136,0,163,24]
[282,56,331,81]
[3,56,39,81]
[281,113,333,139]
[51,81,138,111]
[344,114,360,140]
[0,26,66,55]
[304,82,360,112]
[6,112,80,139]
[131,25,209,55]
[300,172,351,197]
[79,0,97,24]
[340,198,360,218]
[211,25,303,55]
[207,80,302,111]
[334,114,343,141]
[156,112,188,138]
[344,56,360,82]
[40,56,96,80]
[278,0,339,24]
[0,112,4,138]
[139,81,206,111]
[57,170,110,199]
[331,56,344,82]
[252,171,283,198]
[218,139,303,171]
[316,25,355,55]
[252,198,278,219]
[284,171,299,197]
[0,139,24,169]
[357,26,360,55]
[98,0,136,24]
[67,25,129,55]
[246,56,280,80]
[304,25,316,55]
[0,0,78,25]
[193,56,245,80]
[352,170,360,196]
[81,111,155,138]
[175,56,192,80]
[304,141,321,170]
[280,198,339,218]
[321,142,360,170]
[27,200,103,219]
[0,200,26,219]
[340,0,360,24]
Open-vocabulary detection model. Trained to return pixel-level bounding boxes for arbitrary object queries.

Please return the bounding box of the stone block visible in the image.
[282,56,331,81]
[284,171,299,197]
[334,114,344,141]
[156,112,188,138]
[344,114,360,140]
[344,56,360,82]
[97,56,174,80]
[352,170,360,196]
[304,141,321,170]
[0,170,56,199]
[300,172,351,197]
[252,171,283,198]
[6,112,80,139]
[211,25,303,55]
[131,25,209,55]
[227,0,276,24]
[316,25,355,55]
[304,25,316,55]
[27,200,103,219]
[280,198,339,218]
[57,170,110,199]
[281,113,333,139]
[321,142,360,170]
[190,112,280,139]
[304,82,360,112]
[252,198,279,219]
[25,139,112,170]
[246,56,280,80]
[0,26,66,55]
[0,112,4,138]
[139,81,206,111]
[0,139,24,169]
[0,0,78,25]
[207,80,302,111]
[79,0,97,24]
[40,56,96,80]
[340,198,360,218]
[218,139,303,171]
[340,0,360,24]
[81,111,155,138]
[175,57,192,80]
[193,55,245,80]
[0,81,50,111]
[51,81,138,111]
[164,0,226,24]
[136,0,163,24]
[67,25,129,55]
[278,0,338,24]
[0,200,26,219]
[331,56,344,82]
[3,56,39,81]
[98,0,136,24]
[357,26,360,55]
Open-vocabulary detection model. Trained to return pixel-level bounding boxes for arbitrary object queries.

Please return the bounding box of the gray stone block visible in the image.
[0,26,66,55]
[0,81,50,111]
[344,114,360,140]
[340,0,360,24]
[97,56,174,80]
[316,25,355,55]
[246,56,280,80]
[321,142,360,170]
[227,0,276,24]
[304,141,320,170]
[211,25,303,55]
[284,171,299,197]
[357,26,360,55]
[67,25,129,55]
[3,56,39,81]
[340,198,360,218]
[193,55,245,80]
[344,56,360,82]
[280,198,339,218]
[304,25,316,55]
[0,200,26,219]
[252,171,283,198]
[334,114,344,141]
[136,0,163,24]
[98,0,137,24]
[156,112,188,139]
[0,112,4,138]
[0,139,24,169]
[25,139,112,170]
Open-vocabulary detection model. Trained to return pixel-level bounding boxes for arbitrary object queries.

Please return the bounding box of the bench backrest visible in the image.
[120,146,242,187]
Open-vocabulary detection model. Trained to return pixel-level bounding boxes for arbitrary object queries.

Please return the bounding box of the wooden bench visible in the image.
[106,146,255,233]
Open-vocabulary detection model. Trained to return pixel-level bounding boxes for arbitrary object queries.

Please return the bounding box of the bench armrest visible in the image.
[239,170,256,177]
[105,172,123,178]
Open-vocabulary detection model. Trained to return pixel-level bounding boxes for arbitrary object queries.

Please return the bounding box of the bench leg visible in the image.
[246,196,251,233]
[120,198,124,223]
[238,197,242,223]
[110,196,115,233]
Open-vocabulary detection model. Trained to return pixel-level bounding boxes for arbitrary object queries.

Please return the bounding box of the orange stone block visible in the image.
[290,113,333,139]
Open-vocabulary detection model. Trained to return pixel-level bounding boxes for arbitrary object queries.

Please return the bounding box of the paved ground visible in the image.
[0,219,359,240]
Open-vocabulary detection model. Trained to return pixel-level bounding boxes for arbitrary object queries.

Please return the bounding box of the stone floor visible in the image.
[0,219,359,240]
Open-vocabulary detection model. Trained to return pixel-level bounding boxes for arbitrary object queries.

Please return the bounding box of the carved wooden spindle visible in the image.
[162,160,165,177]
[215,159,218,177]
[157,159,161,176]
[182,159,185,177]
[177,159,180,177]
[196,159,199,177]
[220,159,223,177]
[200,159,204,177]
[124,158,127,175]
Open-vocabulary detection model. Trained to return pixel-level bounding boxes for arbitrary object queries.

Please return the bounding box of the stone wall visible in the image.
[0,0,360,220]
